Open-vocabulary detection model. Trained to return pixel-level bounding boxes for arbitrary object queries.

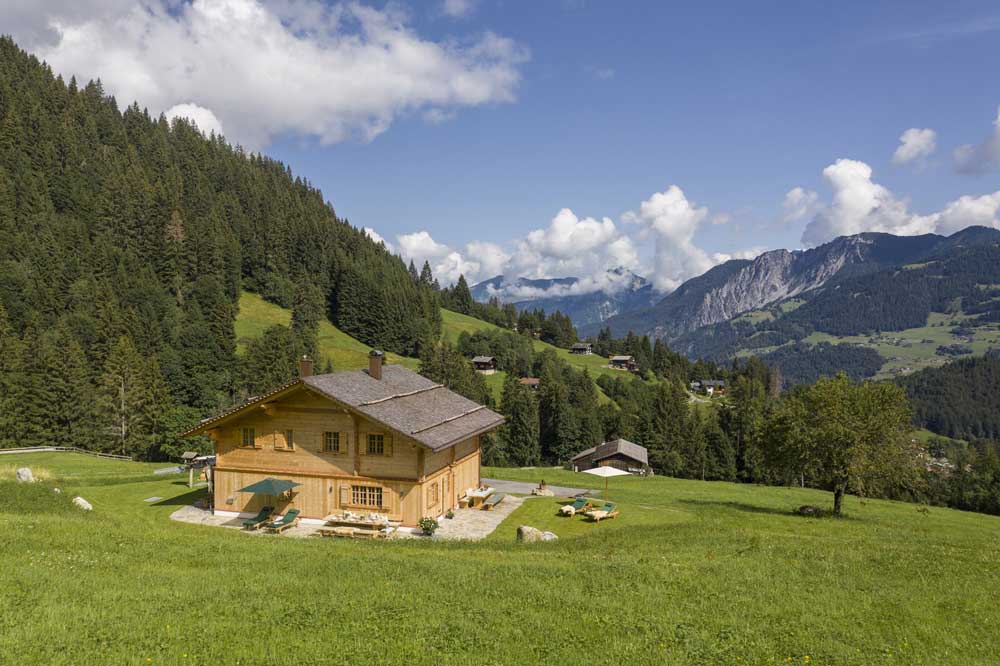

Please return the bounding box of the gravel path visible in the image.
[482,479,592,498]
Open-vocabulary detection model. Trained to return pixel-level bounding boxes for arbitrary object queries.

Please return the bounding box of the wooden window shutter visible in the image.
[384,435,393,457]
[339,484,350,506]
[358,432,366,455]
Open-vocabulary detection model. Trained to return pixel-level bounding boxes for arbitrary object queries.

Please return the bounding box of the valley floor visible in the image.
[2,453,999,665]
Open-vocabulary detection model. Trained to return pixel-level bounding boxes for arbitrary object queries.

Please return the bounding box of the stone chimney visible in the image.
[298,355,314,378]
[368,349,383,380]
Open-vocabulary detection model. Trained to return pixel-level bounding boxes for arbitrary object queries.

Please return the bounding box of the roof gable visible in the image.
[185,365,504,452]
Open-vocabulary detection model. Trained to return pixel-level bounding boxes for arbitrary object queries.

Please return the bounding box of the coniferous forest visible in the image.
[0,38,439,459]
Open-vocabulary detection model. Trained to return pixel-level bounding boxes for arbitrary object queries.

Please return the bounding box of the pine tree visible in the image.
[451,275,475,315]
[498,373,539,466]
[290,281,324,359]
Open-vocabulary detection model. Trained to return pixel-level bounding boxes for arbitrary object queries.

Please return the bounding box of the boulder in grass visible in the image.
[72,497,93,511]
[15,467,33,483]
[541,531,558,542]
[516,525,543,543]
[52,488,61,494]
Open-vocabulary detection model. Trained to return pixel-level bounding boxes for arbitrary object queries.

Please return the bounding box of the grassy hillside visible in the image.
[235,291,419,370]
[441,308,632,382]
[2,452,999,664]
[235,297,623,403]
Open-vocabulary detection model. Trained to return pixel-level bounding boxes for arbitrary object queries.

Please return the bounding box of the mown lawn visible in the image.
[2,453,999,665]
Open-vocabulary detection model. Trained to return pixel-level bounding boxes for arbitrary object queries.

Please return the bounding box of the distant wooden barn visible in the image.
[571,438,649,473]
[518,377,540,391]
[570,342,593,355]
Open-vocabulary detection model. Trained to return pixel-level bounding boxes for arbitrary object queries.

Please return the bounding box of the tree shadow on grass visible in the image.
[678,498,860,521]
[678,499,793,516]
[152,488,208,507]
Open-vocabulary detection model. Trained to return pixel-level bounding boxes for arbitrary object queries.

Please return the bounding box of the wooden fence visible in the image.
[0,446,134,461]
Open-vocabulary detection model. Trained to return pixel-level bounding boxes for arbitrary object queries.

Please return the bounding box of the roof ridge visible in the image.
[360,383,444,406]
[410,405,487,435]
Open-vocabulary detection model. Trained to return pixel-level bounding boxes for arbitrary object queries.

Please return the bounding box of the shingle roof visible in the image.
[184,365,504,452]
[472,356,496,364]
[610,355,634,362]
[570,438,648,465]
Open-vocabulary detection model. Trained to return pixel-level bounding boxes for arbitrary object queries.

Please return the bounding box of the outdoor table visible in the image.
[465,487,495,508]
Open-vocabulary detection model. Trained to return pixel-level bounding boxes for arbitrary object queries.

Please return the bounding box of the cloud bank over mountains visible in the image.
[9,0,527,150]
[797,159,1000,247]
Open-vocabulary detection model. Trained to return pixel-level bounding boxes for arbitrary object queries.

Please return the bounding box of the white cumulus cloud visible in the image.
[892,127,937,166]
[799,158,1000,246]
[954,106,1000,174]
[7,0,527,150]
[782,186,820,223]
[165,103,224,137]
[623,185,717,291]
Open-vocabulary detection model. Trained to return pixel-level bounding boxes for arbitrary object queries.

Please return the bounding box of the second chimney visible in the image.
[298,355,314,378]
[368,349,383,380]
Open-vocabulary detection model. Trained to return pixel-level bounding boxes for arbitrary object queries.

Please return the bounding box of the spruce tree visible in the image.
[498,373,540,466]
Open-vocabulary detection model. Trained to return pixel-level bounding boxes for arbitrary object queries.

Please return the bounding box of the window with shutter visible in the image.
[240,427,256,448]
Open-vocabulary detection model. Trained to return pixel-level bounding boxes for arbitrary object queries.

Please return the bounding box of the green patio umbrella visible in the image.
[237,478,301,495]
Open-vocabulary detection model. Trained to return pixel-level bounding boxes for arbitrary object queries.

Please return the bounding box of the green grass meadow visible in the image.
[2,452,999,665]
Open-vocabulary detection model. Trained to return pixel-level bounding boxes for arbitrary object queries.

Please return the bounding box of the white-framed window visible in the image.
[240,427,255,448]
[367,433,385,455]
[352,485,383,507]
[323,431,340,453]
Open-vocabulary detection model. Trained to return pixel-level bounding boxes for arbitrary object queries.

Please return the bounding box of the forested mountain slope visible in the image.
[897,353,1000,442]
[0,37,438,457]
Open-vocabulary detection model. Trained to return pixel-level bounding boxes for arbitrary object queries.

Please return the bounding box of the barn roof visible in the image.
[570,438,649,465]
[471,356,496,364]
[183,365,504,452]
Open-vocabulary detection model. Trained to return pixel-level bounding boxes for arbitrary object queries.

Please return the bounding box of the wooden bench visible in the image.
[481,492,506,510]
[317,526,389,540]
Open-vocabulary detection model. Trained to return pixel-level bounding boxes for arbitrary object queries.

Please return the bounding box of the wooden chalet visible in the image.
[609,355,638,372]
[518,377,540,391]
[571,438,649,473]
[183,352,504,527]
[471,356,498,375]
[570,342,593,355]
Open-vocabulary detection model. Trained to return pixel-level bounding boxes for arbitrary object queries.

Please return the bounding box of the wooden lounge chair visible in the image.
[481,493,506,510]
[242,505,273,530]
[586,503,619,522]
[264,509,300,534]
[559,497,592,516]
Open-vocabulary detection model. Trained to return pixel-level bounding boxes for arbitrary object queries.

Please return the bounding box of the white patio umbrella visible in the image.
[580,465,631,501]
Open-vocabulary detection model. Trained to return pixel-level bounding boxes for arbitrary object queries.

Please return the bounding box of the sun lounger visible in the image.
[586,502,619,522]
[242,505,273,530]
[264,509,300,533]
[559,497,592,516]
[481,492,506,510]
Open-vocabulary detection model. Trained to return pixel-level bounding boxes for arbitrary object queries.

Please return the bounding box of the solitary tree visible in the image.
[763,373,921,515]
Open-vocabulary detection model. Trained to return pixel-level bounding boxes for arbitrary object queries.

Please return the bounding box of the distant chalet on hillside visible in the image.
[570,342,593,355]
[183,351,504,527]
[609,355,638,372]
[518,377,540,390]
[471,356,498,375]
[691,379,726,396]
[571,438,649,474]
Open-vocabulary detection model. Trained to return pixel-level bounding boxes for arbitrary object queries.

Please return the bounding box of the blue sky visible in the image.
[8,0,1000,293]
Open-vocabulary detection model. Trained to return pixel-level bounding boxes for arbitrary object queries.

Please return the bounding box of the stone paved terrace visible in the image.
[170,494,532,541]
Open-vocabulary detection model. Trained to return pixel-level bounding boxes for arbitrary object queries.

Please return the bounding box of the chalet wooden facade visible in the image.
[609,355,638,372]
[471,356,498,375]
[184,352,504,527]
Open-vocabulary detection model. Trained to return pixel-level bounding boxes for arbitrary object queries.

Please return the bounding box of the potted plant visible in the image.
[418,517,439,536]
[445,509,455,520]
